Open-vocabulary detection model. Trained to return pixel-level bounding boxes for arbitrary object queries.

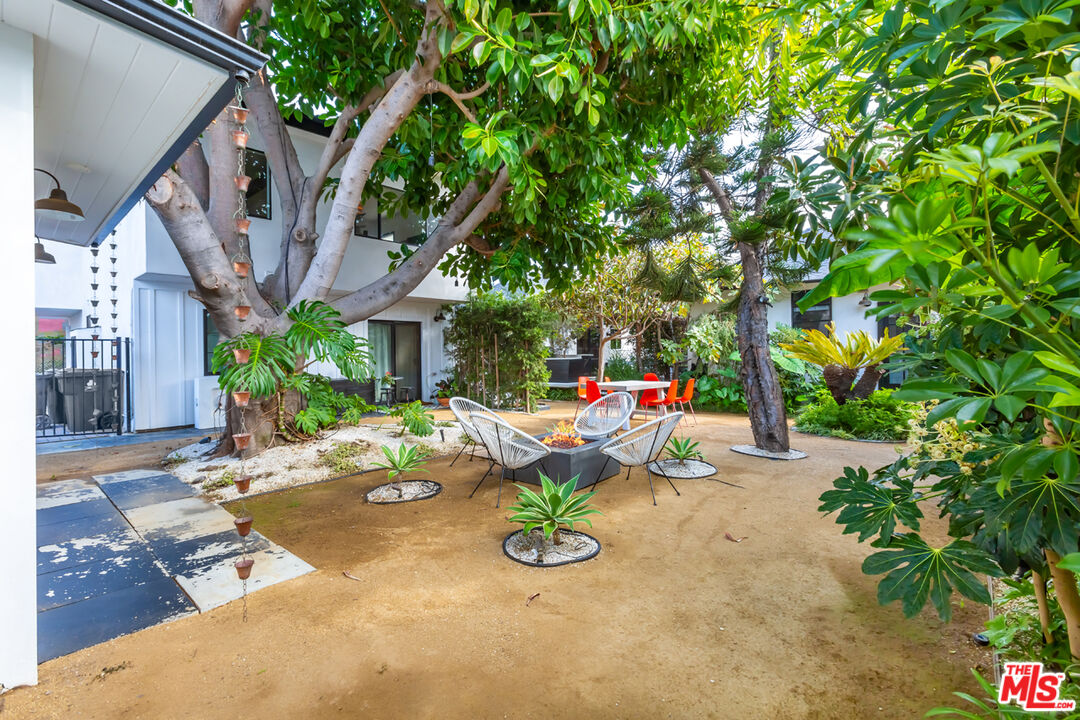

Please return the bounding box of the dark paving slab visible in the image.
[98,473,195,510]
[38,545,167,612]
[37,577,196,662]
[149,529,271,577]
[37,497,124,529]
[38,527,144,574]
[36,510,129,548]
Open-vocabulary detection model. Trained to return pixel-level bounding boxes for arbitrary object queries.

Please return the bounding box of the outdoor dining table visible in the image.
[596,379,673,429]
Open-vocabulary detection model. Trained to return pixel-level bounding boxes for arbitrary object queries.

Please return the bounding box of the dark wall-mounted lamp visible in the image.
[34,238,55,265]
[34,168,85,222]
[858,291,872,307]
[434,310,446,323]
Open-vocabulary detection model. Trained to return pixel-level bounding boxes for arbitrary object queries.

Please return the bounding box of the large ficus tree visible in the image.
[152,0,737,451]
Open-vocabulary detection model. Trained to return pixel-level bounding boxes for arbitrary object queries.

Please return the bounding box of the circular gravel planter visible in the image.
[730,444,808,461]
[647,458,718,480]
[366,480,442,504]
[503,529,601,567]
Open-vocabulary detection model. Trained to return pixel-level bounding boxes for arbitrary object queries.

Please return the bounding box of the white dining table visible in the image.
[596,380,672,429]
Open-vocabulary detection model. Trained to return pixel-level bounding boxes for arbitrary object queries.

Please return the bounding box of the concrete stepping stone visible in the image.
[122,497,238,544]
[37,576,195,662]
[149,529,272,578]
[36,478,105,510]
[37,509,129,548]
[37,496,122,530]
[93,469,173,485]
[175,544,315,612]
[38,527,144,574]
[37,544,168,612]
[97,473,195,510]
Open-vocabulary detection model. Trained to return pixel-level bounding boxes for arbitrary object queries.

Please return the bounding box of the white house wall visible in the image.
[0,19,39,689]
[131,279,204,430]
[767,284,890,338]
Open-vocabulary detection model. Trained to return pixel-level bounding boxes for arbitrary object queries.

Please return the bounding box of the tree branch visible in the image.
[175,140,210,211]
[245,69,305,218]
[698,168,737,225]
[429,81,489,123]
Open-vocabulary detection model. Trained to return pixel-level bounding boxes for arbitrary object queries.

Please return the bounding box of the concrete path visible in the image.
[36,470,313,662]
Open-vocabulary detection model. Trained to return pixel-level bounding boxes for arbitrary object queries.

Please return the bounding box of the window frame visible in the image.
[244,148,272,220]
[790,289,833,333]
[203,309,220,376]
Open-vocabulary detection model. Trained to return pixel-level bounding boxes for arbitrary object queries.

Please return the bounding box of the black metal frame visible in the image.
[36,337,133,441]
[369,320,422,403]
[589,430,681,506]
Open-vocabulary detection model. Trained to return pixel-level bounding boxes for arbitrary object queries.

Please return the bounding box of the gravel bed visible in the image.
[366,480,442,504]
[503,528,600,567]
[647,458,718,479]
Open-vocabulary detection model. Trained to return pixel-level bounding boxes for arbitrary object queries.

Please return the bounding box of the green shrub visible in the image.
[795,388,915,441]
[602,354,639,381]
[545,387,578,401]
[319,441,370,475]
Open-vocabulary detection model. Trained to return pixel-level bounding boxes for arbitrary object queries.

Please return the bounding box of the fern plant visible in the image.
[665,437,704,465]
[508,474,601,545]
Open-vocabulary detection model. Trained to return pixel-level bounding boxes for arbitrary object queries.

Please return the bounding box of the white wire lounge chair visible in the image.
[448,396,496,467]
[469,411,551,507]
[592,412,684,505]
[574,391,635,441]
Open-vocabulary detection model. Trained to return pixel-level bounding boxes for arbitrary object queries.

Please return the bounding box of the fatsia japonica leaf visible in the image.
[980,471,1080,557]
[862,535,1000,622]
[819,465,923,544]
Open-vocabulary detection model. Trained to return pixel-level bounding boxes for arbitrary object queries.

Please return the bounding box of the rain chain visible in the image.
[86,233,120,362]
[228,80,255,610]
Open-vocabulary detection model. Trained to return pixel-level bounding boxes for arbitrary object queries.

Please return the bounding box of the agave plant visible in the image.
[779,322,905,404]
[665,437,703,465]
[508,474,601,546]
[372,444,429,497]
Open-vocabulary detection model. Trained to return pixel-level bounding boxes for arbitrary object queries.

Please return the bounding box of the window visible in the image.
[245,149,271,219]
[354,188,422,244]
[203,310,220,375]
[791,289,832,333]
[877,305,906,389]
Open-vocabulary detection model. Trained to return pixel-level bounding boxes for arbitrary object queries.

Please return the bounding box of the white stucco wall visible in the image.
[1,20,39,689]
[768,283,890,338]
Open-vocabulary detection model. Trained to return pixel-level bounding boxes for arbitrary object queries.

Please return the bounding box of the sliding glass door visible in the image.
[368,320,421,402]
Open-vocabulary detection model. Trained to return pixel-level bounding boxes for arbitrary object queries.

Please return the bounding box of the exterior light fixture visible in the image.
[34,169,85,222]
[34,239,56,264]
[858,291,872,307]
[434,311,446,322]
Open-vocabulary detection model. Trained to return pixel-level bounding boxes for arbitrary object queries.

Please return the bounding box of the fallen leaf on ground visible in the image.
[526,593,540,606]
[342,571,362,582]
[724,532,747,543]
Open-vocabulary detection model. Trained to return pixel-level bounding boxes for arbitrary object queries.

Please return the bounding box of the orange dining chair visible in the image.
[586,379,604,404]
[574,376,589,419]
[641,379,679,420]
[637,372,661,417]
[673,377,697,425]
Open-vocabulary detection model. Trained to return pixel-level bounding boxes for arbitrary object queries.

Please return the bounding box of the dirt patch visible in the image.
[12,404,991,719]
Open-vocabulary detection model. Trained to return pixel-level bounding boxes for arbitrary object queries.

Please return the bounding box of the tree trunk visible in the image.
[1032,569,1055,644]
[823,364,858,405]
[736,242,790,453]
[852,364,885,400]
[1045,548,1080,660]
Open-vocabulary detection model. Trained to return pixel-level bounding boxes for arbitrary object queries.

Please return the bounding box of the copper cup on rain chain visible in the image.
[234,516,253,537]
[232,130,249,148]
[235,557,254,580]
[230,105,249,124]
[234,305,251,321]
[232,391,250,408]
[236,218,251,233]
[232,347,251,364]
[234,175,251,192]
[232,433,252,450]
[234,475,253,494]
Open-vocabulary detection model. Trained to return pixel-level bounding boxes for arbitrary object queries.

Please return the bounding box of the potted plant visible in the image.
[433,378,455,406]
[366,444,440,503]
[504,474,602,566]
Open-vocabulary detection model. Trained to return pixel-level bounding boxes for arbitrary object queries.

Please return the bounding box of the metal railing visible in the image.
[35,337,132,441]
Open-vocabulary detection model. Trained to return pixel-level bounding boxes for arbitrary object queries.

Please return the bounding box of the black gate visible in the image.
[36,337,132,441]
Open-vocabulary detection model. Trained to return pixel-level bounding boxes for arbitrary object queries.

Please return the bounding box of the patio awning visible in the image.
[0,0,266,247]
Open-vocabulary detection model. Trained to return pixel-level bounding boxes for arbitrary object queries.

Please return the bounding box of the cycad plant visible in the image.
[779,323,904,404]
[508,474,601,546]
